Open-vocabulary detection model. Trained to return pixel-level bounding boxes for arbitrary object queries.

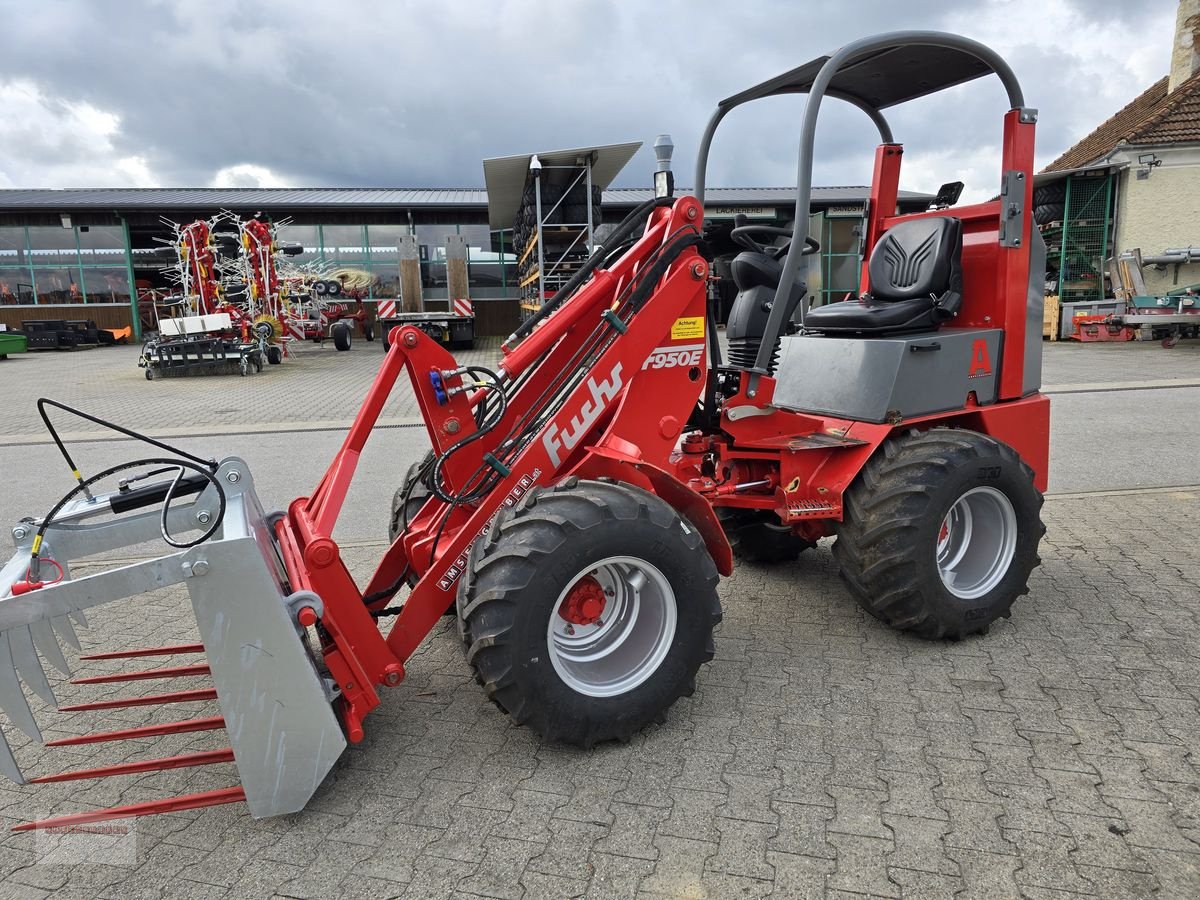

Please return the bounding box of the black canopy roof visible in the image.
[720,41,1008,112]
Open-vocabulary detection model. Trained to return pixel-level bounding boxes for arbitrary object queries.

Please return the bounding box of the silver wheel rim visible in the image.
[547,556,677,698]
[936,486,1018,600]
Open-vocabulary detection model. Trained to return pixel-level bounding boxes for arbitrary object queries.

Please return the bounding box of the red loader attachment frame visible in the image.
[0,30,1049,830]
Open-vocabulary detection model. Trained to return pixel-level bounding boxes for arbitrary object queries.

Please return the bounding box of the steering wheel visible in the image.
[730,223,820,259]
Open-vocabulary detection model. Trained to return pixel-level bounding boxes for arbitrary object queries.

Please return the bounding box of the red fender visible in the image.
[578,443,734,577]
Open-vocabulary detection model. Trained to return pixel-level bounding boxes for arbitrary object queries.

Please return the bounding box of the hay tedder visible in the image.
[140,215,270,379]
[0,32,1049,829]
[234,217,375,354]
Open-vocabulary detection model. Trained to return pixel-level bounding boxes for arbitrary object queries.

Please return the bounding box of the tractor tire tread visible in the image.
[832,427,1044,641]
[459,479,721,747]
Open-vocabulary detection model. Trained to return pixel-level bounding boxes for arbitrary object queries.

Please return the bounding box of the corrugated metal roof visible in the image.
[0,187,491,210]
[0,184,930,213]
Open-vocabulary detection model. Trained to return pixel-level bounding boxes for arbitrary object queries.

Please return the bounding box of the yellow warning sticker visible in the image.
[670,316,705,340]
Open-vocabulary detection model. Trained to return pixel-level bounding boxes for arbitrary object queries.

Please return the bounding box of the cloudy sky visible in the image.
[0,0,1181,201]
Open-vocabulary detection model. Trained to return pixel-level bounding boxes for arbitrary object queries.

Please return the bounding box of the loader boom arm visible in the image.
[272,193,725,734]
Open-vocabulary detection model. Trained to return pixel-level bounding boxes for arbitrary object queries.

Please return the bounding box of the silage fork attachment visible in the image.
[0,457,345,830]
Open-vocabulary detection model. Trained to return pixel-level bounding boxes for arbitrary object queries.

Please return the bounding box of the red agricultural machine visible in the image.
[176,219,223,316]
[237,217,375,353]
[141,216,272,378]
[0,32,1049,829]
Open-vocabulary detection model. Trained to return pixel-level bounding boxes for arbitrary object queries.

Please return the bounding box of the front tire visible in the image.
[833,428,1044,640]
[388,455,432,545]
[459,478,722,747]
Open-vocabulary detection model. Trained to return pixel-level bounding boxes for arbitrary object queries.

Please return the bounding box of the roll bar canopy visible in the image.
[691,31,1029,378]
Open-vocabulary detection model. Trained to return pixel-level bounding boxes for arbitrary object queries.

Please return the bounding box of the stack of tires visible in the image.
[511,178,603,295]
[1032,182,1066,226]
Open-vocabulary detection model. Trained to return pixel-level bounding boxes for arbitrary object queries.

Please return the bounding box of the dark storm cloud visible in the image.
[0,0,1181,198]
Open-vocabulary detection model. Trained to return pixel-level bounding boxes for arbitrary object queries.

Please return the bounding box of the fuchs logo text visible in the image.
[544,363,624,467]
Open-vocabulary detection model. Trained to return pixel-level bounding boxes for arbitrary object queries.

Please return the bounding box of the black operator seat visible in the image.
[803,216,963,335]
[725,250,805,369]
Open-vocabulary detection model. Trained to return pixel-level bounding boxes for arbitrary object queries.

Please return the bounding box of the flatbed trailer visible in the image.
[379,310,475,350]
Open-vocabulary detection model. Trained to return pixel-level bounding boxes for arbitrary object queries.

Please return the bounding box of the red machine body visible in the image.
[272,102,1048,735]
[4,30,1053,832]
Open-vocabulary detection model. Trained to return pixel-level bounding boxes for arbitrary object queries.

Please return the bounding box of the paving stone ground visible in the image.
[0,338,1197,898]
[2,336,1198,441]
[0,338,504,440]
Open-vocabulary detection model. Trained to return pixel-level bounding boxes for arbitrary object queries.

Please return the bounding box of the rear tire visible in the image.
[332,322,352,351]
[717,508,814,563]
[833,428,1044,640]
[459,478,722,747]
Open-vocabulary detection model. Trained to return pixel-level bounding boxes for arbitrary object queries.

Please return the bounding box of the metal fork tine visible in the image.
[8,627,56,708]
[30,621,69,677]
[52,615,81,651]
[0,732,25,785]
[12,785,246,831]
[69,609,88,630]
[0,634,41,742]
[71,663,210,685]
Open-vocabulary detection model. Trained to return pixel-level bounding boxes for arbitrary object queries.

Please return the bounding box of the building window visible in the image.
[366,263,400,299]
[0,273,31,305]
[0,225,133,305]
[27,227,80,268]
[414,225,458,298]
[320,225,368,264]
[82,267,133,304]
[0,226,28,267]
[275,225,320,264]
[34,267,82,304]
[819,215,864,306]
[76,226,126,263]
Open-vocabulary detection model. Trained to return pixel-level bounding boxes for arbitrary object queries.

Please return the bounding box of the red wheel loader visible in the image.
[0,31,1048,829]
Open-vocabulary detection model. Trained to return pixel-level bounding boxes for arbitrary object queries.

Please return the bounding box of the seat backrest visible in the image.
[730,251,782,292]
[867,216,962,303]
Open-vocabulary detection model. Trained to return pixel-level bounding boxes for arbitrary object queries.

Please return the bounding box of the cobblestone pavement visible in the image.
[0,339,1197,897]
[0,339,504,441]
[2,336,1198,441]
[0,489,1196,898]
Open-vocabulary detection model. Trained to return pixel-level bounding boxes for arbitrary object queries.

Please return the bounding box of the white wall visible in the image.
[1110,145,1200,294]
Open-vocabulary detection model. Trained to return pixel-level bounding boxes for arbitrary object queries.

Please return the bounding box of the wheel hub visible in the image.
[546,557,678,698]
[558,575,607,626]
[936,486,1018,600]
